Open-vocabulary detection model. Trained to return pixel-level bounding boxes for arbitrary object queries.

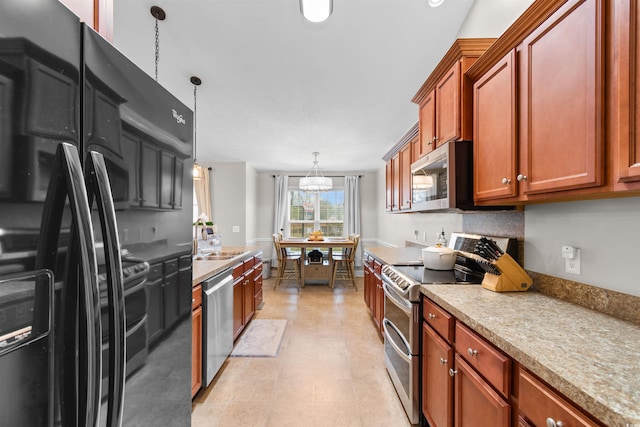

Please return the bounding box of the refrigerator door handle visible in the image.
[85,151,126,427]
[36,142,102,427]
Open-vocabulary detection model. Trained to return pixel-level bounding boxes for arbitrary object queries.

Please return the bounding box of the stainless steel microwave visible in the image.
[410,140,474,211]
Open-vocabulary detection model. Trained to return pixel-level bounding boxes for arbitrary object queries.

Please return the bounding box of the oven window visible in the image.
[385,292,411,341]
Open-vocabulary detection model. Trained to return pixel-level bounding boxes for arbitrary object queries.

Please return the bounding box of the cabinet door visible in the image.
[160,151,174,209]
[385,160,393,211]
[0,74,13,198]
[454,354,510,427]
[420,90,436,155]
[519,0,604,195]
[617,0,640,183]
[374,274,384,333]
[391,153,400,211]
[473,50,519,202]
[191,305,202,398]
[173,158,184,209]
[422,323,454,427]
[363,265,371,309]
[233,277,244,340]
[243,270,255,325]
[399,143,412,210]
[436,62,461,146]
[163,271,179,329]
[120,132,140,207]
[140,141,160,208]
[147,277,164,344]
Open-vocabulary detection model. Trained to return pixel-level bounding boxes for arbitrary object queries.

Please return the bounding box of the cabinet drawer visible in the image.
[244,257,255,270]
[232,262,245,278]
[423,297,454,343]
[147,263,163,281]
[163,258,178,273]
[373,260,382,275]
[518,368,601,427]
[455,322,510,398]
[192,284,202,310]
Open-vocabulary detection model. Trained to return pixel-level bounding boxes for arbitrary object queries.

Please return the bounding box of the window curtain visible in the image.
[272,175,289,268]
[194,164,212,221]
[344,175,362,267]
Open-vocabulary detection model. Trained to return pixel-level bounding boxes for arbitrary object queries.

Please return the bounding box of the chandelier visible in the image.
[299,152,332,192]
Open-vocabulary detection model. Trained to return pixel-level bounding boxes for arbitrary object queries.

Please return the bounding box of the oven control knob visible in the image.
[123,269,131,278]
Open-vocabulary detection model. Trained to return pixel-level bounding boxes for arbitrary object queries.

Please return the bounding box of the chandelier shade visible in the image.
[300,0,333,23]
[300,152,332,191]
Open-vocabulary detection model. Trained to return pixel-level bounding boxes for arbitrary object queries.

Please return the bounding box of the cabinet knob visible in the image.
[439,358,447,365]
[501,178,511,185]
[192,298,195,303]
[449,368,457,377]
[517,174,528,182]
[546,418,564,427]
[467,348,478,357]
[428,313,436,319]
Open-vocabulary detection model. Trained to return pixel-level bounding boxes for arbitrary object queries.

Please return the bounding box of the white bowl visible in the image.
[421,246,457,270]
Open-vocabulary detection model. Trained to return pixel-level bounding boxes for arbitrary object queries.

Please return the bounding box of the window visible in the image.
[287,189,344,238]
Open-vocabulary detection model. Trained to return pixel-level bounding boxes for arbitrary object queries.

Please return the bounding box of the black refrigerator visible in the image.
[0,1,194,426]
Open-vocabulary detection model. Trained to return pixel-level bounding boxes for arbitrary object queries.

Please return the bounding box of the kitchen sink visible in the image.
[193,250,248,261]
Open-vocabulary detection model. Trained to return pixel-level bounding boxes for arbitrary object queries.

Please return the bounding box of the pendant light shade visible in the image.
[300,152,332,191]
[427,0,445,7]
[300,0,333,23]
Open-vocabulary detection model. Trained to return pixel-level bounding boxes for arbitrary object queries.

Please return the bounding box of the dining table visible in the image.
[278,237,355,287]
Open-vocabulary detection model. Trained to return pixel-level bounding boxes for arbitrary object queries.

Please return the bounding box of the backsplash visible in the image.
[528,271,640,326]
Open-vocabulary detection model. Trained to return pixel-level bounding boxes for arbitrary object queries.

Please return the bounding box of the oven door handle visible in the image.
[382,281,412,315]
[383,319,411,363]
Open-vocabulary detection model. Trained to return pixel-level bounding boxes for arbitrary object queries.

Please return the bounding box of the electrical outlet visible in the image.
[232,226,240,233]
[413,229,418,239]
[565,248,581,275]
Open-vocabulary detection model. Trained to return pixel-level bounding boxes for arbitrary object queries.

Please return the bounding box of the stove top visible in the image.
[391,264,483,285]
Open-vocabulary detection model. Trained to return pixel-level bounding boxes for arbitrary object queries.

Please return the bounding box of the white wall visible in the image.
[209,162,246,246]
[457,0,535,38]
[524,198,640,296]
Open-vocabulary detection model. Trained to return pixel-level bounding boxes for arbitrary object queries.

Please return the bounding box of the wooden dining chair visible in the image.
[330,234,359,290]
[273,234,301,290]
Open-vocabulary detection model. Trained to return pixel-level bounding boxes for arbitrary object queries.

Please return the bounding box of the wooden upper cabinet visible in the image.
[519,0,604,195]
[473,50,518,202]
[436,63,461,146]
[399,142,412,210]
[412,39,495,161]
[391,153,400,211]
[60,0,114,41]
[419,90,436,156]
[385,160,393,211]
[615,0,640,185]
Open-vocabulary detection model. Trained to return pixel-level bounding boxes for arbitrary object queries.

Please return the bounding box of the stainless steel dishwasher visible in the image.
[202,268,234,387]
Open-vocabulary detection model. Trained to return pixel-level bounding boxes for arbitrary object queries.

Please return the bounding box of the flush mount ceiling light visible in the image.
[427,0,445,7]
[300,0,333,23]
[191,76,203,180]
[300,152,332,191]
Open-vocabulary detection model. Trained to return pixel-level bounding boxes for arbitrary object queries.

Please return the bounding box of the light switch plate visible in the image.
[232,225,240,233]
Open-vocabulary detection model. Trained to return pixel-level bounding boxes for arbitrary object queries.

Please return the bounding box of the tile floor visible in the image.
[191,274,411,427]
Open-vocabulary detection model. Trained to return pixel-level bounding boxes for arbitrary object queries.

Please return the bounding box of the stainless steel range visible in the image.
[381,232,516,425]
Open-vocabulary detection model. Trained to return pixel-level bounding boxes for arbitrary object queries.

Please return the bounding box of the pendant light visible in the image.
[300,152,332,191]
[427,0,445,7]
[191,76,203,180]
[300,0,333,23]
[150,6,166,82]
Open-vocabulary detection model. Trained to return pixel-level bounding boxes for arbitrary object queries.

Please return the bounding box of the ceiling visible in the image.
[112,0,533,173]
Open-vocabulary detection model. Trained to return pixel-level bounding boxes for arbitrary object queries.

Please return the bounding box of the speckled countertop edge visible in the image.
[420,285,640,426]
[192,246,261,285]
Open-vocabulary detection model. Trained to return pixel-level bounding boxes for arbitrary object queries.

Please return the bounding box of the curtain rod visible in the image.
[272,174,362,178]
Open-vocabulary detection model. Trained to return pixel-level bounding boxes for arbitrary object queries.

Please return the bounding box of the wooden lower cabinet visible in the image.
[191,284,202,398]
[517,367,602,427]
[422,323,454,427]
[232,275,244,340]
[454,354,510,427]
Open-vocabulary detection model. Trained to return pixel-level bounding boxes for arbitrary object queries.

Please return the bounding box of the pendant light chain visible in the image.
[193,84,197,161]
[154,18,160,82]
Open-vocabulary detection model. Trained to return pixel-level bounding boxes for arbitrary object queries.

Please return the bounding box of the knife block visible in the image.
[481,253,533,292]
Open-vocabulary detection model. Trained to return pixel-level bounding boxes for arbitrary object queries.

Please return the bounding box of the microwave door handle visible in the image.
[36,142,102,427]
[86,151,126,427]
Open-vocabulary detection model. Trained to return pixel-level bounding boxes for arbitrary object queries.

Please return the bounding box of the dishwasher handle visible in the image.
[203,271,233,296]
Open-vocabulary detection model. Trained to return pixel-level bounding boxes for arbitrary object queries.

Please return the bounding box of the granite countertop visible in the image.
[365,246,424,265]
[192,245,261,285]
[364,246,640,426]
[421,285,640,426]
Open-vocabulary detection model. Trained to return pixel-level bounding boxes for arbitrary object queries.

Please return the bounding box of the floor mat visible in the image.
[230,319,287,357]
